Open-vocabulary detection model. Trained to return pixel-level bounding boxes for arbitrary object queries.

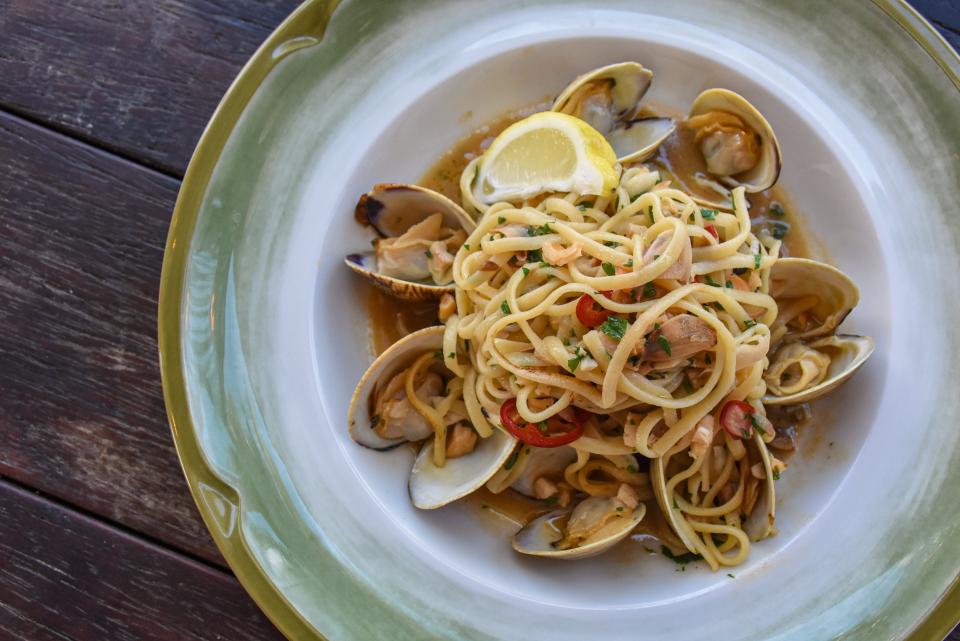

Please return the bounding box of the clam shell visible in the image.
[606,117,677,164]
[688,88,782,193]
[552,62,673,163]
[344,253,454,301]
[651,455,704,556]
[763,334,875,405]
[511,504,646,560]
[770,257,860,341]
[346,326,444,451]
[409,428,516,510]
[347,184,474,300]
[356,183,476,235]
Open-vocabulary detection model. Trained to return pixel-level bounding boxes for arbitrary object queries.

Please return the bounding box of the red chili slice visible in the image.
[720,400,756,439]
[499,398,585,447]
[705,224,719,240]
[576,294,611,328]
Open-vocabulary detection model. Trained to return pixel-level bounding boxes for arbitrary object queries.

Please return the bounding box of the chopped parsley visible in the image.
[538,421,548,432]
[704,275,721,287]
[773,469,781,481]
[727,573,736,579]
[528,249,543,263]
[671,498,680,509]
[748,412,766,436]
[725,280,734,288]
[657,334,672,356]
[648,205,655,224]
[616,506,624,512]
[743,319,757,329]
[627,464,639,473]
[770,221,790,239]
[628,355,641,366]
[604,241,619,248]
[424,249,433,258]
[770,202,785,217]
[522,266,530,277]
[500,301,511,314]
[625,259,634,268]
[601,262,616,276]
[448,352,456,359]
[600,316,628,341]
[498,215,506,224]
[463,243,470,250]
[529,222,554,236]
[643,282,656,298]
[754,253,762,270]
[682,376,694,393]
[543,495,558,506]
[433,350,443,359]
[503,450,519,470]
[700,208,718,220]
[567,355,582,372]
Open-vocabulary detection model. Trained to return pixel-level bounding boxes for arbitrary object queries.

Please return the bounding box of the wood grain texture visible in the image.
[0,111,222,565]
[0,480,285,641]
[0,0,300,176]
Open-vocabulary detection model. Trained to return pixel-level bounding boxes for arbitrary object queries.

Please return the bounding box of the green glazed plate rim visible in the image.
[157,1,960,639]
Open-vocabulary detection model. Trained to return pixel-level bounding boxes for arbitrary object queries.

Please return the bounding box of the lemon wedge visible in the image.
[473,112,619,204]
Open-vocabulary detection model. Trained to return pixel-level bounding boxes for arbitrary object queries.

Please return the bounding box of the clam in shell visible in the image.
[769,258,861,344]
[763,334,875,405]
[682,88,781,209]
[345,183,475,301]
[512,499,646,560]
[552,62,676,163]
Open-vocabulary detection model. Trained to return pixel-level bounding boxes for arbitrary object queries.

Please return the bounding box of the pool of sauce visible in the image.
[362,101,831,552]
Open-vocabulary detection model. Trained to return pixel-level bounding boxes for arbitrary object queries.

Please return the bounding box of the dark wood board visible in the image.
[0,110,221,565]
[0,0,301,177]
[0,480,285,641]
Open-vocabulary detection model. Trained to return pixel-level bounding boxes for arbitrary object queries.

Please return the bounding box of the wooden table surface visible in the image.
[0,1,957,639]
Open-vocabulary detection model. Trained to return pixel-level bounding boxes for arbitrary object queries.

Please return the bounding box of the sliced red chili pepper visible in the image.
[705,224,719,240]
[499,398,584,447]
[576,294,611,328]
[720,400,756,439]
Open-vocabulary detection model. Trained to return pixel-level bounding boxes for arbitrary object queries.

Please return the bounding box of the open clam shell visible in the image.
[770,257,860,343]
[763,334,875,405]
[651,455,704,556]
[552,62,675,163]
[687,88,782,194]
[347,326,445,451]
[511,503,646,560]
[409,429,516,510]
[346,183,475,301]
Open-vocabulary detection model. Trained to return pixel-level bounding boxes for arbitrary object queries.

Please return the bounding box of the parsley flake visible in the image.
[522,266,530,277]
[657,335,672,357]
[600,316,628,341]
[500,301,510,314]
[770,203,785,217]
[743,319,757,329]
[748,412,766,436]
[601,262,616,276]
[643,282,656,298]
[700,208,718,220]
[504,451,519,470]
[498,216,506,224]
[424,249,433,259]
[754,253,762,270]
[773,469,781,481]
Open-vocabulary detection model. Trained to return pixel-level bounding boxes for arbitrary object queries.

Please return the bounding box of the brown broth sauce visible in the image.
[363,103,827,541]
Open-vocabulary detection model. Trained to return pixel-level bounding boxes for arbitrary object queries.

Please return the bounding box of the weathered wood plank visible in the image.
[0,0,300,176]
[0,110,221,564]
[0,480,285,641]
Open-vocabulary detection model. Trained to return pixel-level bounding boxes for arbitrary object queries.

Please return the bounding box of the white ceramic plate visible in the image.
[159,1,960,639]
